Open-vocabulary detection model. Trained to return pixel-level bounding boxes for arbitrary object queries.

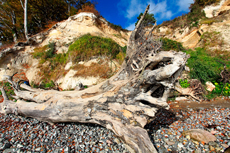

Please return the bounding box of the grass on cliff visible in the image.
[159,0,221,30]
[32,34,126,83]
[185,47,230,83]
[161,37,230,84]
[68,34,125,62]
[162,37,230,99]
[161,38,185,51]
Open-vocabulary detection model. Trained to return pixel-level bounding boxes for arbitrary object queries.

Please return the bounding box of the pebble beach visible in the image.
[0,98,230,153]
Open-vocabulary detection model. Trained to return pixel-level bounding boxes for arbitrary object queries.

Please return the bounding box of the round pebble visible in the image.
[145,107,230,152]
[0,113,130,152]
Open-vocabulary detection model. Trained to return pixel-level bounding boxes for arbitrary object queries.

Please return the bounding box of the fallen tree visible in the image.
[0,5,189,153]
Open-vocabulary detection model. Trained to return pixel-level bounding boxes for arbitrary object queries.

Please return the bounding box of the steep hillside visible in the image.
[153,0,230,100]
[154,0,230,50]
[0,12,131,90]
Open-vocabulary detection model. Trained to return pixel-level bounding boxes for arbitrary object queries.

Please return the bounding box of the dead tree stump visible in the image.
[0,5,189,153]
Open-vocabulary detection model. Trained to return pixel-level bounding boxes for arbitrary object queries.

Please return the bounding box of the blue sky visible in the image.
[95,0,194,30]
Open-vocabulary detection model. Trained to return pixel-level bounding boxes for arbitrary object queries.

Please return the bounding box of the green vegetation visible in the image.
[0,0,93,44]
[159,37,229,86]
[135,13,156,26]
[200,18,216,25]
[40,80,56,89]
[206,82,230,99]
[32,42,68,83]
[32,34,126,84]
[0,81,15,101]
[212,82,230,96]
[108,22,128,31]
[200,31,225,51]
[33,42,57,64]
[161,37,229,100]
[187,3,206,28]
[161,38,185,51]
[159,0,221,30]
[179,79,190,88]
[184,48,229,83]
[160,14,188,29]
[68,34,125,62]
[193,0,221,7]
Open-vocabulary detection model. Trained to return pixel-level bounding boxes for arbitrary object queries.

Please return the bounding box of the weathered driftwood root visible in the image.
[0,5,189,153]
[174,79,205,102]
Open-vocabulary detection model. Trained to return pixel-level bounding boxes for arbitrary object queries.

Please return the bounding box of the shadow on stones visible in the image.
[144,108,180,152]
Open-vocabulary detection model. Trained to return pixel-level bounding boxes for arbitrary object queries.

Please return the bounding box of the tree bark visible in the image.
[0,5,189,153]
[20,0,29,40]
[24,0,29,40]
[11,11,18,43]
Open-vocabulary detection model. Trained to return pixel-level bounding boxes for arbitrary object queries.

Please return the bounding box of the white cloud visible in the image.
[125,0,146,19]
[119,0,193,28]
[148,0,173,20]
[177,0,194,12]
[126,23,136,31]
[122,0,173,21]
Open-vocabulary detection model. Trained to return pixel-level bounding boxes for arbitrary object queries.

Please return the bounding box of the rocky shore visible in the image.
[146,107,230,153]
[0,113,129,153]
[0,98,230,153]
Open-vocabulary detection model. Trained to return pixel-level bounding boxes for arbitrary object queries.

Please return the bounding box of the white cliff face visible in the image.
[203,0,230,18]
[154,5,230,50]
[56,58,120,90]
[56,69,103,90]
[41,12,130,54]
[0,12,130,88]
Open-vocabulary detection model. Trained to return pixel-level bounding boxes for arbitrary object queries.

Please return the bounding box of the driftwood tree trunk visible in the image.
[0,5,189,153]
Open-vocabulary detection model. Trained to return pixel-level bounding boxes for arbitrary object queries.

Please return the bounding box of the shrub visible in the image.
[159,14,188,29]
[0,81,15,101]
[33,34,125,84]
[179,79,190,88]
[187,3,206,28]
[33,45,49,59]
[200,19,216,25]
[42,80,55,88]
[200,31,224,50]
[68,34,123,62]
[161,38,185,51]
[193,0,221,7]
[77,4,100,17]
[135,13,156,26]
[184,48,229,83]
[213,82,230,96]
[108,22,124,31]
[41,21,59,33]
[32,42,56,63]
[33,42,68,83]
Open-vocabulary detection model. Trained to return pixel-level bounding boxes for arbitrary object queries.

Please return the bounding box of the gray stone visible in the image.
[195,148,202,153]
[17,144,23,148]
[165,140,176,146]
[3,148,16,153]
[182,129,217,143]
[35,147,42,152]
[0,143,11,150]
[64,146,70,153]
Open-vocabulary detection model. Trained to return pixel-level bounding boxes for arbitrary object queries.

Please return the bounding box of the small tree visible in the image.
[135,12,156,26]
[20,0,29,40]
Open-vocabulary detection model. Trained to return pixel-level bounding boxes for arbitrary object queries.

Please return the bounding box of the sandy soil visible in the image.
[168,97,230,112]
